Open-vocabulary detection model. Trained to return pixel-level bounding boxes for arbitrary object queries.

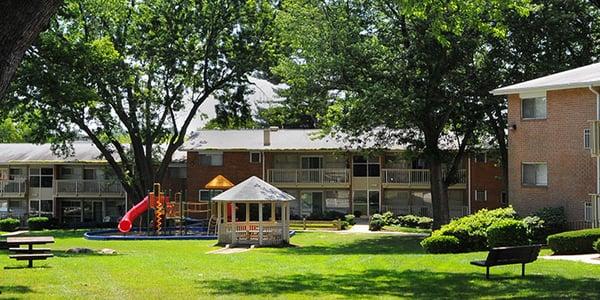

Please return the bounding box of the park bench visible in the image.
[470,244,541,279]
[6,236,54,268]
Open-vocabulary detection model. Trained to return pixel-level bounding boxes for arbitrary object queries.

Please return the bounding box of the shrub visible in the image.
[27,217,49,231]
[417,217,433,229]
[339,220,349,230]
[533,207,567,237]
[369,214,384,231]
[421,235,461,254]
[522,216,546,244]
[594,238,600,253]
[353,210,362,218]
[381,211,398,226]
[487,219,529,248]
[398,215,421,227]
[0,218,20,232]
[433,206,518,252]
[344,214,356,225]
[547,228,600,254]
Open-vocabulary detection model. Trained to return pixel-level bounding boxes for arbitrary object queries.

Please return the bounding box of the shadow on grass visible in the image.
[0,285,33,293]
[4,265,51,270]
[196,269,600,299]
[286,235,425,255]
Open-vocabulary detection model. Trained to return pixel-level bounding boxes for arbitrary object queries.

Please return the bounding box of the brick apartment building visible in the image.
[492,62,600,225]
[181,129,505,219]
[0,143,186,226]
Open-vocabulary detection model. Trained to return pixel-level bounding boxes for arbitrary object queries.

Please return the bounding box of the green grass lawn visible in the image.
[1,230,600,299]
[382,225,432,234]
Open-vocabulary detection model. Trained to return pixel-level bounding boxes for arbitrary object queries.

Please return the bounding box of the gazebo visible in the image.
[212,176,295,246]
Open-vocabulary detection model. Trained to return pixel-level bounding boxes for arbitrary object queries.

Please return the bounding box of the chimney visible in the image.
[263,128,271,146]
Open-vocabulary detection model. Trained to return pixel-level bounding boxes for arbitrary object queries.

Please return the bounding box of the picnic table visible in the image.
[7,236,54,268]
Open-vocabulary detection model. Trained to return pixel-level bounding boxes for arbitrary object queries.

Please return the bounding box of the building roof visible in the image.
[0,143,187,164]
[180,129,408,152]
[491,62,600,95]
[211,176,295,202]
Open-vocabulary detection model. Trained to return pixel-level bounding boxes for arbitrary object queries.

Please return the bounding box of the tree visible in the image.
[5,0,279,201]
[475,0,600,201]
[275,0,531,228]
[0,0,62,98]
[204,84,257,129]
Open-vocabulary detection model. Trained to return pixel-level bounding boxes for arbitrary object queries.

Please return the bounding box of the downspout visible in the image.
[467,156,472,215]
[589,85,600,227]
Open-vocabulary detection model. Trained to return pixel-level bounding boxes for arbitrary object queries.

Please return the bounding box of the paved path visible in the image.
[540,254,600,265]
[0,230,28,237]
[338,224,429,237]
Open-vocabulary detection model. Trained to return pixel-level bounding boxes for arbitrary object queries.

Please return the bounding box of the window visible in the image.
[0,200,8,212]
[352,156,380,177]
[199,189,222,201]
[60,167,73,176]
[585,202,593,222]
[83,169,96,180]
[168,166,187,179]
[300,191,323,216]
[475,190,487,201]
[199,153,223,166]
[474,153,486,163]
[522,97,547,119]
[29,199,53,217]
[522,163,548,186]
[584,129,591,149]
[301,156,323,169]
[250,152,262,164]
[29,167,53,188]
[500,191,508,204]
[9,168,22,180]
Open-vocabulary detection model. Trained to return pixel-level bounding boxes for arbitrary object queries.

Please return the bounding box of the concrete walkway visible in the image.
[0,230,28,237]
[338,224,429,236]
[541,253,600,265]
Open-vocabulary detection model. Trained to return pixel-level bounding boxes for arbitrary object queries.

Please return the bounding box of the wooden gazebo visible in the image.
[212,176,295,246]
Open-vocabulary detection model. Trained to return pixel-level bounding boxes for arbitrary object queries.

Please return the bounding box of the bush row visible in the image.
[547,228,600,254]
[0,217,51,231]
[368,211,433,231]
[0,218,20,231]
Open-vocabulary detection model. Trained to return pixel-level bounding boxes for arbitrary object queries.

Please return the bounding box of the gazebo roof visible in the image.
[204,175,234,189]
[211,176,295,202]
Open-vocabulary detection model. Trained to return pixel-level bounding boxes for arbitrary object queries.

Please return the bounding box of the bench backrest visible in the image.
[486,245,541,265]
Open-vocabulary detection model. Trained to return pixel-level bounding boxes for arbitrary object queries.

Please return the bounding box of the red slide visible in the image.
[118,196,149,233]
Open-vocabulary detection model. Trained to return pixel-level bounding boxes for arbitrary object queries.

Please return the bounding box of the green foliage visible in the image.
[522,215,546,244]
[204,84,257,129]
[532,207,567,237]
[369,214,384,231]
[0,218,20,232]
[344,214,356,225]
[594,239,600,253]
[417,217,434,229]
[27,217,49,231]
[547,229,600,255]
[381,211,398,226]
[339,220,349,230]
[399,215,423,228]
[421,235,461,254]
[432,206,518,252]
[486,219,529,248]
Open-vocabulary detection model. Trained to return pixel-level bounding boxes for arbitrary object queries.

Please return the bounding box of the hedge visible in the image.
[369,214,384,231]
[420,235,460,254]
[27,217,49,231]
[487,219,529,248]
[0,218,20,232]
[547,228,600,254]
[594,238,600,253]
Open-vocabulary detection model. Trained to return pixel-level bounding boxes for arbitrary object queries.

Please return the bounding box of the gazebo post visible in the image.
[285,202,290,242]
[259,203,263,245]
[280,203,286,243]
[217,200,222,236]
[271,202,275,222]
[230,202,236,245]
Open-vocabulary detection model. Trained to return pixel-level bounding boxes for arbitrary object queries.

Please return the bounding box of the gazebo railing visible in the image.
[219,222,284,245]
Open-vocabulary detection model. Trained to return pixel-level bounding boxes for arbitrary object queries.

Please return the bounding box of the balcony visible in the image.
[0,179,26,198]
[54,180,125,197]
[591,120,600,157]
[267,169,350,187]
[382,169,467,187]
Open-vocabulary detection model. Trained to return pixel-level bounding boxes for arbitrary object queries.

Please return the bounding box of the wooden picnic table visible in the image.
[7,236,54,268]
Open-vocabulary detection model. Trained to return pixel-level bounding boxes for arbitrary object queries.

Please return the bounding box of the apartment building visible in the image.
[0,143,186,226]
[492,62,600,225]
[181,129,504,219]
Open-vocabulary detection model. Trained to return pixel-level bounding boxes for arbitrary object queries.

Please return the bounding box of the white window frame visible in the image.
[300,155,324,169]
[584,128,591,149]
[522,162,548,187]
[198,152,223,166]
[474,190,487,201]
[199,189,223,201]
[585,202,593,222]
[521,96,547,120]
[249,152,262,164]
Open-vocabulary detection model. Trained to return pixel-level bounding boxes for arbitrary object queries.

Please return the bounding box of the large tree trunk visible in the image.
[0,0,62,98]
[486,109,509,204]
[430,160,450,229]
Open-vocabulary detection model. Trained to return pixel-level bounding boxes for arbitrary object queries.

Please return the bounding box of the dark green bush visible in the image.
[434,206,518,252]
[381,211,398,226]
[487,219,529,247]
[344,214,356,225]
[369,214,384,231]
[27,217,49,231]
[547,228,600,254]
[398,215,421,227]
[594,238,600,253]
[0,218,20,232]
[339,220,349,230]
[421,235,461,254]
[353,210,362,218]
[522,215,546,244]
[533,207,567,237]
[417,217,433,229]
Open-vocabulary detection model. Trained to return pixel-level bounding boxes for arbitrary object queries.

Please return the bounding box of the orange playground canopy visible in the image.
[204,175,234,190]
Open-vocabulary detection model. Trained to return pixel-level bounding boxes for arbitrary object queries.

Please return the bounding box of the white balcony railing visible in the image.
[54,179,124,196]
[0,179,27,197]
[267,169,350,184]
[382,169,467,185]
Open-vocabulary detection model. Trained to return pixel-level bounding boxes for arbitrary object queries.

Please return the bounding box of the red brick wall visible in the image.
[507,88,596,221]
[186,151,264,201]
[469,159,504,212]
